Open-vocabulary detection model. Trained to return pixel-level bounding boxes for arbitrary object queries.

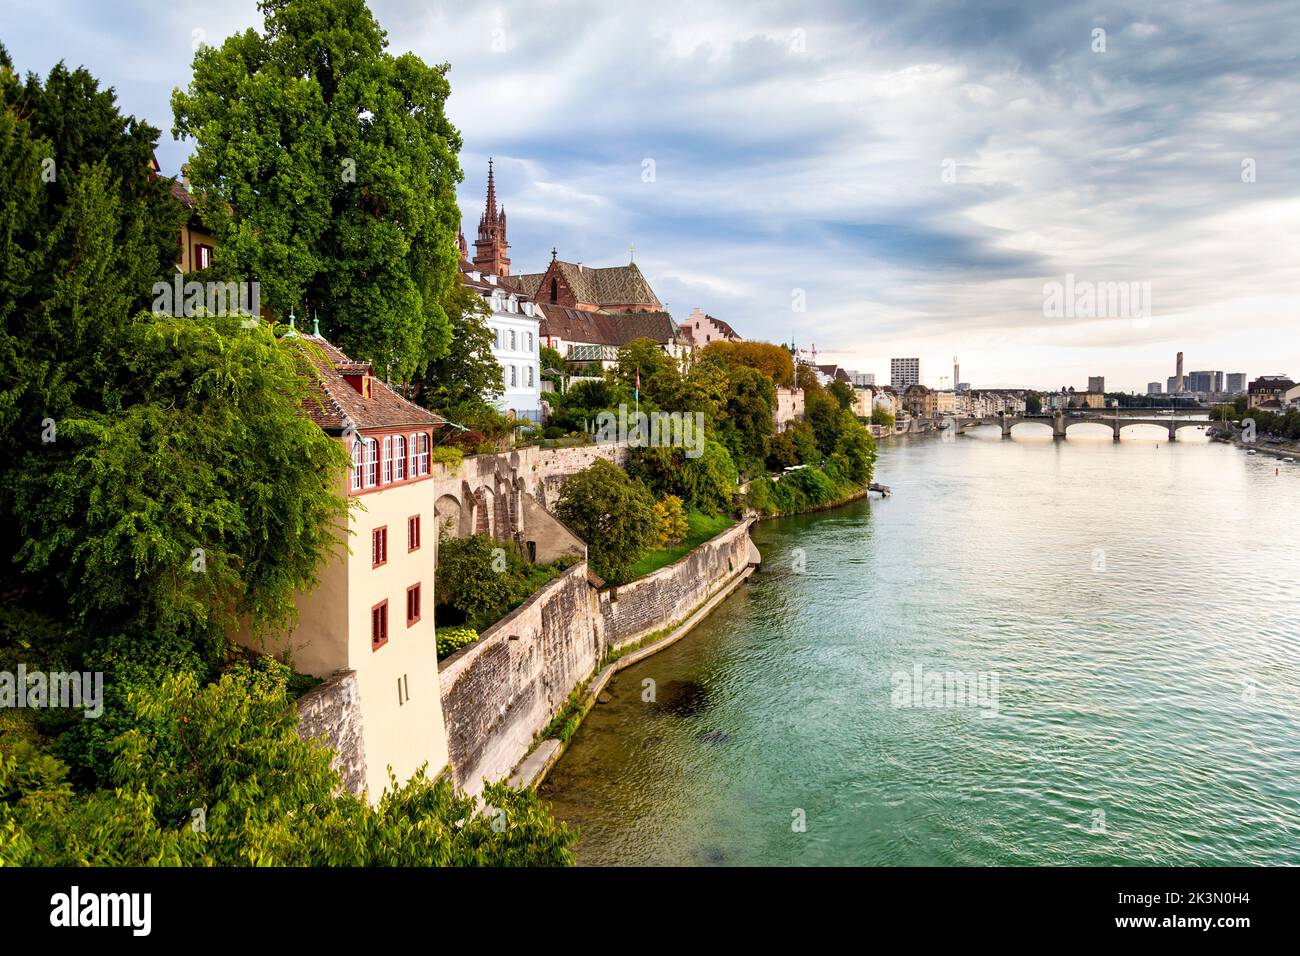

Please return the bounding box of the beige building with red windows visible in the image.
[235,332,450,799]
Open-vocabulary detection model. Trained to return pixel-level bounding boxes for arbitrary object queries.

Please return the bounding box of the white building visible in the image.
[461,268,542,423]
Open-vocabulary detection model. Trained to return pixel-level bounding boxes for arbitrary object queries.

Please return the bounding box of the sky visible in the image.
[4,0,1298,391]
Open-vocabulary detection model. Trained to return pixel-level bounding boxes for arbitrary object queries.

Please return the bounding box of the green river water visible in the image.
[540,423,1300,865]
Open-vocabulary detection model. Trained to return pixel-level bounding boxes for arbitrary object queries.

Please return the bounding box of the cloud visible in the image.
[5,0,1297,389]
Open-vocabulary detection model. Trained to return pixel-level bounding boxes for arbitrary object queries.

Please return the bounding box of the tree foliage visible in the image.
[553,460,657,583]
[0,659,576,865]
[171,0,464,381]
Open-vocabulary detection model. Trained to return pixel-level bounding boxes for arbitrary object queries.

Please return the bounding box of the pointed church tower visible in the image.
[473,158,511,277]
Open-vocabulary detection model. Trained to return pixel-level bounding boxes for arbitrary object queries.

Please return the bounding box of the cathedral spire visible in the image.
[473,157,510,276]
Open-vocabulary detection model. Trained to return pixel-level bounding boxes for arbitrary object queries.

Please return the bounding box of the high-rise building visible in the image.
[1088,375,1105,393]
[953,355,960,391]
[1227,373,1247,393]
[1213,371,1224,393]
[846,371,875,387]
[891,357,921,389]
[1174,351,1185,392]
[1147,382,1162,395]
[1167,375,1179,394]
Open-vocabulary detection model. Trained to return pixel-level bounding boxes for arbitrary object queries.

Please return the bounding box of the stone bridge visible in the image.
[949,411,1214,442]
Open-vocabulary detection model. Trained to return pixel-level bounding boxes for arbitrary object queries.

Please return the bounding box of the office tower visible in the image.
[1175,351,1185,392]
[1227,373,1246,393]
[1148,382,1162,395]
[891,358,921,389]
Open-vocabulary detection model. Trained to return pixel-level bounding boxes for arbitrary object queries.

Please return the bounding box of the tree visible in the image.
[171,0,463,382]
[652,496,689,548]
[1026,392,1043,415]
[0,659,576,866]
[554,460,657,582]
[829,380,854,410]
[699,340,794,386]
[411,279,502,414]
[615,337,676,399]
[627,440,739,515]
[870,406,895,428]
[825,410,877,487]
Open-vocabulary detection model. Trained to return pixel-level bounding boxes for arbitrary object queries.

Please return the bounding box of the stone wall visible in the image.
[437,562,603,795]
[296,670,368,795]
[599,518,756,647]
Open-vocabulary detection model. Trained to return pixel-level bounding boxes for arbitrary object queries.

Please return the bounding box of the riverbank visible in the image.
[436,517,759,795]
[540,434,1300,866]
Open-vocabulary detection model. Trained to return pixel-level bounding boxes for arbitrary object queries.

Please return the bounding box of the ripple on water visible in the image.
[543,436,1300,865]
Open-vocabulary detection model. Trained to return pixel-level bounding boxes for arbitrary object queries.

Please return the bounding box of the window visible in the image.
[397,674,410,705]
[406,583,421,626]
[394,435,405,480]
[382,436,392,484]
[510,365,517,387]
[371,600,388,650]
[372,526,387,568]
[196,244,214,269]
[408,515,421,551]
[527,332,534,352]
[527,366,534,387]
[509,330,516,350]
[416,433,429,475]
[550,278,558,303]
[350,441,363,491]
[363,438,378,487]
[408,433,417,477]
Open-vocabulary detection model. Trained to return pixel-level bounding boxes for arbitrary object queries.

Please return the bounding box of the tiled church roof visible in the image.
[509,260,661,309]
[539,306,681,347]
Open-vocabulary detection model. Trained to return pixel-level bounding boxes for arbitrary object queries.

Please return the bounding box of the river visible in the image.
[539,422,1300,865]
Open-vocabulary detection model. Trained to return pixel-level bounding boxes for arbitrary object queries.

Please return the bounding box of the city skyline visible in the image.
[5,0,1298,391]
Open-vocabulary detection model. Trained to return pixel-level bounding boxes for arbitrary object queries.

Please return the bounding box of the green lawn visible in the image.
[627,510,735,580]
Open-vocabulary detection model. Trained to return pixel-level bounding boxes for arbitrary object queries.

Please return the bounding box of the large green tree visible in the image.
[411,279,503,415]
[171,0,463,381]
[554,460,657,583]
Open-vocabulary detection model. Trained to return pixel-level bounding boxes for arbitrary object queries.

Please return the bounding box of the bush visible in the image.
[429,446,464,468]
[625,439,738,515]
[543,426,565,440]
[653,495,689,547]
[0,660,576,866]
[434,535,523,627]
[436,626,479,660]
[554,460,657,583]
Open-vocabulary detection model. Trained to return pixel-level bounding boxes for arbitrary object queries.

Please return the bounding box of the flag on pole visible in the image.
[635,367,640,404]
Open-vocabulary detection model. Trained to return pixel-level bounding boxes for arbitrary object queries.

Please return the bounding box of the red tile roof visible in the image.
[538,306,682,347]
[296,336,446,433]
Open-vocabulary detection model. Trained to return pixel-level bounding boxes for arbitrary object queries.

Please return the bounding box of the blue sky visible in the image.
[4,0,1298,390]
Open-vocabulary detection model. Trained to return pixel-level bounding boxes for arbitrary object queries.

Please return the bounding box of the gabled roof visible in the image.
[297,336,446,433]
[539,306,681,348]
[512,260,661,309]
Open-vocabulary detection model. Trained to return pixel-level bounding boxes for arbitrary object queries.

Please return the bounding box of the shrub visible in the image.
[434,535,522,627]
[625,439,738,515]
[653,495,689,547]
[429,446,464,468]
[543,426,565,439]
[436,626,479,660]
[554,460,657,583]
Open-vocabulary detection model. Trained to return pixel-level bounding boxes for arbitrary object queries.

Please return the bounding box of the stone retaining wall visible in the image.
[599,518,756,647]
[437,561,603,795]
[296,670,367,795]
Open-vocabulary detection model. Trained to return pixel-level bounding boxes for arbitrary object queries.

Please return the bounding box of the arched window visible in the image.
[350,440,363,492]
[364,438,378,487]
[382,436,393,484]
[550,278,558,303]
[394,435,406,480]
[416,433,430,475]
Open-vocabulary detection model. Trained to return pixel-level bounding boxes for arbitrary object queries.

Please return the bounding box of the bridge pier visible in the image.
[1113,421,1121,442]
[1168,423,1177,442]
[1052,411,1067,440]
